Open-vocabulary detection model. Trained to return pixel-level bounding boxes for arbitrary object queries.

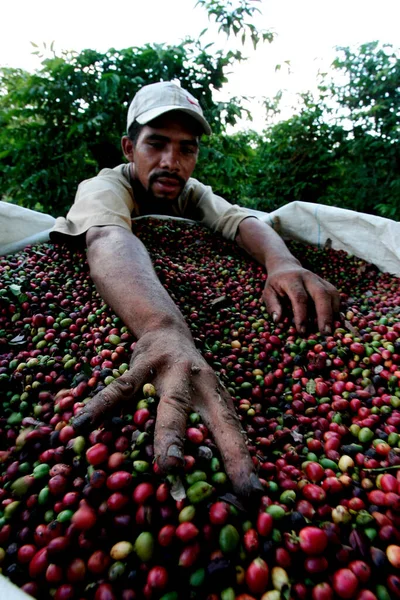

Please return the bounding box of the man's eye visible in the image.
[148,142,164,149]
[181,147,196,155]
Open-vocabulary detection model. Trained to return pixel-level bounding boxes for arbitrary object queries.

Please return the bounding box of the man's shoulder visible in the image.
[182,177,209,197]
[98,164,129,176]
[78,164,132,192]
[95,164,131,184]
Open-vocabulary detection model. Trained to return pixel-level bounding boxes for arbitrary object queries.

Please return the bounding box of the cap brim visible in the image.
[135,105,211,135]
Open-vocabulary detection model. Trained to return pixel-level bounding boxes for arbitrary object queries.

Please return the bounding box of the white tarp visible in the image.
[1,200,399,276]
[0,202,56,256]
[0,574,31,599]
[248,201,400,277]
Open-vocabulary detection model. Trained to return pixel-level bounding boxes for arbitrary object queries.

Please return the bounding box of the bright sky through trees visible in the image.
[1,0,399,130]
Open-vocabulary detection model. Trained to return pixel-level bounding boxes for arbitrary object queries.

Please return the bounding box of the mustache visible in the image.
[149,171,186,187]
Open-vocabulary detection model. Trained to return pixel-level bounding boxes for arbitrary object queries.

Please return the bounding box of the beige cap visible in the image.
[126,81,211,135]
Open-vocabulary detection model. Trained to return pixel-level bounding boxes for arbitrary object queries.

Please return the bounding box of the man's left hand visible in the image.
[235,217,340,334]
[263,261,340,334]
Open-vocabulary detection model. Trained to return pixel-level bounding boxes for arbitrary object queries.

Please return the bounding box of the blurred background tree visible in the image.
[197,40,400,219]
[0,39,249,215]
[0,0,398,219]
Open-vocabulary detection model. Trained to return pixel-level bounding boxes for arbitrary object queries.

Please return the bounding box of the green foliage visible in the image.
[198,42,399,220]
[0,33,398,221]
[196,0,274,48]
[196,130,259,203]
[241,42,400,219]
[328,42,400,219]
[247,96,345,211]
[331,42,399,142]
[0,40,247,215]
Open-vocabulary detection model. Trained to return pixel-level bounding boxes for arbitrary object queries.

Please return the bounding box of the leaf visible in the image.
[169,476,186,501]
[357,263,368,276]
[131,430,142,448]
[306,380,316,394]
[9,334,26,346]
[282,585,292,600]
[81,362,92,378]
[209,295,229,308]
[291,429,304,443]
[219,492,246,513]
[344,319,359,336]
[0,149,11,160]
[364,383,376,395]
[9,284,22,297]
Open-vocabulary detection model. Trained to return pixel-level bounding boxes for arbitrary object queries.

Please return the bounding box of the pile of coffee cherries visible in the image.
[0,218,399,600]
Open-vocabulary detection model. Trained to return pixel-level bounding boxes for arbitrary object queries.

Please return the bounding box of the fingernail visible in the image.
[272,312,278,323]
[167,444,184,461]
[299,325,306,334]
[250,473,264,493]
[71,412,91,432]
[324,324,332,334]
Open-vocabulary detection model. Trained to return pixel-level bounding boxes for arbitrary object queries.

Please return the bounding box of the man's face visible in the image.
[122,113,200,203]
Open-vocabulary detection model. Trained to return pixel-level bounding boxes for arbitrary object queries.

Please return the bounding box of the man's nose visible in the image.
[160,147,180,170]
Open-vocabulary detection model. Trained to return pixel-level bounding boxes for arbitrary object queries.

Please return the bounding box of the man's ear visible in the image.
[121,136,135,162]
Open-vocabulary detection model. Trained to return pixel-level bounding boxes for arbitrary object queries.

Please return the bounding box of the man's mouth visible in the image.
[153,179,180,193]
[156,177,180,185]
[150,173,185,194]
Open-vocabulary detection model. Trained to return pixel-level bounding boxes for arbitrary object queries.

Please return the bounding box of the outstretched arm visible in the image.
[72,225,261,497]
[236,217,340,334]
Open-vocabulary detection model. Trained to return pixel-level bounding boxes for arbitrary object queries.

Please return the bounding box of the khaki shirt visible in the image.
[51,164,253,242]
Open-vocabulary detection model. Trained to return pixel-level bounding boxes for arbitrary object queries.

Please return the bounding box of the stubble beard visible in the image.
[148,171,186,202]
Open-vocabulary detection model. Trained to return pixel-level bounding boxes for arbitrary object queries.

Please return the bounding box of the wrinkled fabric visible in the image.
[1,194,399,277]
[247,201,400,276]
[50,164,251,243]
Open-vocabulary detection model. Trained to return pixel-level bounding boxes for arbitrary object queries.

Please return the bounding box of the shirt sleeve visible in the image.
[50,166,135,242]
[179,178,257,240]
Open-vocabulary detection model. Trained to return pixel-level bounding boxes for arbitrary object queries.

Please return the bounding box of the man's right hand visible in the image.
[73,327,263,499]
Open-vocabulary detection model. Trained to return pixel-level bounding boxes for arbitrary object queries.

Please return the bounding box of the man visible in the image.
[51,81,339,497]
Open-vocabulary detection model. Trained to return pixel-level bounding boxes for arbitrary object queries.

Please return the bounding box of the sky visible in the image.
[1,0,399,132]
